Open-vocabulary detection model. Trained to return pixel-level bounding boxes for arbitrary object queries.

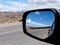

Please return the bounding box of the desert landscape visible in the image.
[0,12,24,23]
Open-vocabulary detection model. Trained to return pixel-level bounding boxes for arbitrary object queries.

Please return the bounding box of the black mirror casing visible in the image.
[22,8,60,44]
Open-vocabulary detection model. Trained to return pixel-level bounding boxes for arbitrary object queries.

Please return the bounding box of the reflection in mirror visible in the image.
[26,11,55,39]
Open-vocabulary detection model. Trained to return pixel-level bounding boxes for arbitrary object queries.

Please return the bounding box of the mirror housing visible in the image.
[22,8,60,44]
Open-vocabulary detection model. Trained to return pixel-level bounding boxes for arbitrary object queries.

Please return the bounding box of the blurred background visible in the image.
[0,0,60,24]
[0,0,60,45]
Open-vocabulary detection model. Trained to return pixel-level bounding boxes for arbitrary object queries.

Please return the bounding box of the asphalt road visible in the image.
[27,29,49,39]
[0,22,54,45]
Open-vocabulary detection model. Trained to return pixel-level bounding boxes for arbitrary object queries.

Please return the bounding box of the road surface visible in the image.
[27,29,49,39]
[0,22,54,45]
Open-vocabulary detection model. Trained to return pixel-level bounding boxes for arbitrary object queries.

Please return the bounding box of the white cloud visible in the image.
[26,19,31,23]
[35,12,40,15]
[26,19,47,27]
[0,1,28,12]
[0,4,3,7]
[6,1,29,11]
[28,0,47,3]
[28,0,60,9]
[28,0,39,2]
[0,4,18,12]
[0,0,60,12]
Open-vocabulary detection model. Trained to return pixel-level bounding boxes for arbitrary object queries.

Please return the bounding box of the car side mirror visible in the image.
[22,9,59,44]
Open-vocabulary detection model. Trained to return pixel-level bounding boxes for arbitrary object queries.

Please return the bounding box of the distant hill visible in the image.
[0,12,24,23]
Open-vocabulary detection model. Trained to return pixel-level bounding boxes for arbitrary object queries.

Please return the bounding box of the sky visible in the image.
[26,11,55,27]
[0,0,60,12]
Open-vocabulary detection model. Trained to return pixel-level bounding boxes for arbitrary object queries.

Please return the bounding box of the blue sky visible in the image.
[0,0,60,12]
[0,0,29,12]
[26,11,55,27]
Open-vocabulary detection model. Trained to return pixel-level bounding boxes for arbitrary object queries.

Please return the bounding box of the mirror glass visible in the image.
[26,11,55,39]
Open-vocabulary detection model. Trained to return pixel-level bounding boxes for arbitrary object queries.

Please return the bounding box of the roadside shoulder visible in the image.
[0,22,22,27]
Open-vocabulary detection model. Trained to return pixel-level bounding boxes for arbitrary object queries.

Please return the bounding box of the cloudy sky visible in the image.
[26,11,54,27]
[0,0,60,12]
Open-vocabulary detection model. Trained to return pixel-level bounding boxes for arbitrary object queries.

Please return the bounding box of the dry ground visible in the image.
[0,12,23,23]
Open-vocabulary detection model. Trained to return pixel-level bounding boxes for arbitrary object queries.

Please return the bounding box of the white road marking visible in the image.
[0,30,20,35]
[0,22,22,27]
